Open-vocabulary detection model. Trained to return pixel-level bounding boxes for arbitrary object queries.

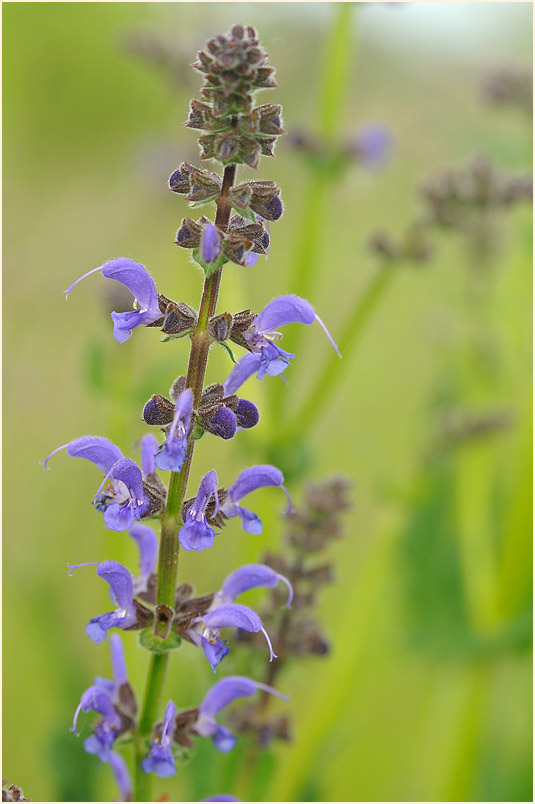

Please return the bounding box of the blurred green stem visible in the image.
[281,264,395,441]
[133,164,236,801]
[272,4,354,417]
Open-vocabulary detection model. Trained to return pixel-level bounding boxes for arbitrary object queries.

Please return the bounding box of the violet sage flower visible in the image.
[202,798,241,802]
[189,602,277,672]
[64,258,162,344]
[220,464,292,535]
[42,436,149,532]
[212,563,293,609]
[68,560,137,644]
[178,470,219,551]
[194,676,288,753]
[154,388,193,472]
[141,701,177,778]
[223,294,341,394]
[71,634,127,761]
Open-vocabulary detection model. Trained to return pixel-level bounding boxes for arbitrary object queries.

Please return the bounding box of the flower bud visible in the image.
[235,399,259,429]
[208,312,233,342]
[162,301,197,335]
[143,395,175,426]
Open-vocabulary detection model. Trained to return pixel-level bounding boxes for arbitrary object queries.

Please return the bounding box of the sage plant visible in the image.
[43,24,339,802]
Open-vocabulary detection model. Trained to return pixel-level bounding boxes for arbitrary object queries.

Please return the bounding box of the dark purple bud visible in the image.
[207,407,237,440]
[235,399,259,429]
[168,168,189,194]
[143,395,175,426]
[208,312,233,342]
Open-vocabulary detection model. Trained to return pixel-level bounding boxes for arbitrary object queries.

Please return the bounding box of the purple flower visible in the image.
[189,603,276,673]
[195,676,288,752]
[72,635,127,761]
[141,701,177,778]
[108,751,133,801]
[202,798,241,803]
[139,433,159,477]
[178,470,219,551]
[223,294,340,394]
[201,223,222,264]
[220,465,292,535]
[42,436,149,532]
[68,561,137,644]
[213,564,293,608]
[128,524,158,594]
[64,258,162,344]
[154,388,193,472]
[353,124,392,170]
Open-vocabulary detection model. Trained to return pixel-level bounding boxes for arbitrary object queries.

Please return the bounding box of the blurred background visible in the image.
[3,2,532,802]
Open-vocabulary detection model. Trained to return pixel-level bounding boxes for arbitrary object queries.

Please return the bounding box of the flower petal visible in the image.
[97,561,135,612]
[101,258,159,312]
[109,751,133,800]
[219,564,293,607]
[254,294,315,333]
[179,518,216,552]
[222,352,263,395]
[129,524,158,585]
[227,465,284,503]
[42,436,123,473]
[139,434,159,477]
[202,603,262,633]
[109,634,128,687]
[103,503,135,532]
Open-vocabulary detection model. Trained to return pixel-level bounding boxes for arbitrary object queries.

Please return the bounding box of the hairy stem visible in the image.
[134,163,236,801]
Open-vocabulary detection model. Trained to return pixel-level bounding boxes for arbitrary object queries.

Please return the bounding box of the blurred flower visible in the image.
[194,676,288,752]
[108,751,133,801]
[72,635,131,761]
[142,701,177,778]
[64,258,162,343]
[223,294,340,394]
[352,123,392,170]
[128,523,158,595]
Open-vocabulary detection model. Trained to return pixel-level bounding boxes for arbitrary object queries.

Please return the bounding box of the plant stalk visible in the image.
[134,163,236,802]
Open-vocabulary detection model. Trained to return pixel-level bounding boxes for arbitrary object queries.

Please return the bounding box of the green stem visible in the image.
[283,265,395,441]
[318,3,355,143]
[133,163,236,802]
[133,652,169,802]
[272,4,354,418]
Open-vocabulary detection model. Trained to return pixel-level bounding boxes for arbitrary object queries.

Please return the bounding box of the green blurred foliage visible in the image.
[3,2,532,802]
